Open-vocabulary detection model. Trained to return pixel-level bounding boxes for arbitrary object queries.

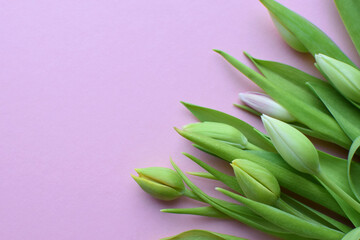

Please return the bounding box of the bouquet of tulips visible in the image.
[132,0,360,239]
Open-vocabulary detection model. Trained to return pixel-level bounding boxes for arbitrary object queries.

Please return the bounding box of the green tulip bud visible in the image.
[270,14,308,53]
[183,122,248,149]
[261,115,320,175]
[231,159,280,205]
[315,54,360,103]
[132,167,185,201]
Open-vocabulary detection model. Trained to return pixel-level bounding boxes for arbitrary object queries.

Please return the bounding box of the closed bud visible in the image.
[231,159,280,205]
[270,14,308,53]
[261,115,320,175]
[183,122,248,149]
[239,92,296,122]
[132,167,185,201]
[315,54,360,103]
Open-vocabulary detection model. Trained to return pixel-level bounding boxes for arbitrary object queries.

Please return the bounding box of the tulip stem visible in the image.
[184,188,203,202]
[276,198,320,225]
[316,171,360,214]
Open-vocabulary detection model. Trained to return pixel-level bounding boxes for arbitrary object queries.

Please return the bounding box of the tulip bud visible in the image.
[231,159,280,205]
[132,167,185,201]
[239,92,296,122]
[183,122,248,149]
[270,14,308,53]
[315,54,360,103]
[261,115,320,175]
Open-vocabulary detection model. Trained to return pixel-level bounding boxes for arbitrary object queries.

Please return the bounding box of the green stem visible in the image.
[317,171,360,214]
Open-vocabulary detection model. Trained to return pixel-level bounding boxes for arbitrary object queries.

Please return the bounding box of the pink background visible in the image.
[0,0,358,239]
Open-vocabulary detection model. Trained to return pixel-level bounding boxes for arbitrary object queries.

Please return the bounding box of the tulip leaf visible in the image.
[291,124,332,142]
[217,188,345,240]
[244,53,327,112]
[187,171,217,180]
[307,81,360,141]
[215,50,351,148]
[335,0,360,57]
[347,137,360,202]
[184,152,349,231]
[281,194,351,233]
[181,102,275,152]
[183,152,243,193]
[171,160,312,240]
[175,128,343,215]
[161,206,228,219]
[253,149,359,200]
[260,0,356,67]
[318,151,357,198]
[341,227,360,240]
[320,181,360,227]
[160,229,247,240]
[234,103,261,116]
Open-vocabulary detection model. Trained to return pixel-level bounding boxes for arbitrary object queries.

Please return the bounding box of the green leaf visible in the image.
[217,188,345,240]
[281,194,351,233]
[320,182,360,227]
[175,128,343,215]
[184,152,350,232]
[260,0,356,67]
[160,229,247,240]
[181,102,275,151]
[183,152,243,194]
[170,160,311,240]
[234,103,261,116]
[335,0,360,57]
[348,137,360,202]
[214,50,351,148]
[244,53,327,112]
[308,81,360,141]
[161,206,228,219]
[187,171,217,180]
[341,227,360,240]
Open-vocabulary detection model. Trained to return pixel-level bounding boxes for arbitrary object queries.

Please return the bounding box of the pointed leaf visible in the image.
[245,53,327,112]
[175,128,343,215]
[308,81,360,141]
[260,0,356,67]
[161,206,228,218]
[161,229,247,240]
[335,0,360,57]
[217,188,345,240]
[215,50,351,148]
[187,171,217,180]
[170,160,291,234]
[183,152,243,193]
[320,181,360,227]
[348,137,360,202]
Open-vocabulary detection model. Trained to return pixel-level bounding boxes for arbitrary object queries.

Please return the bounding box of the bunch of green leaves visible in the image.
[133,0,360,239]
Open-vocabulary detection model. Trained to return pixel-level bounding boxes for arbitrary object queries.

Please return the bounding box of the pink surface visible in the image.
[0,0,358,239]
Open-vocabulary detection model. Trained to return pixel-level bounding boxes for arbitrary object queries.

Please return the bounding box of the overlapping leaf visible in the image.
[214,50,351,148]
[260,0,356,67]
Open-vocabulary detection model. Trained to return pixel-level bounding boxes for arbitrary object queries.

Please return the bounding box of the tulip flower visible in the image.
[262,115,360,215]
[315,54,360,103]
[270,14,308,53]
[239,92,296,122]
[261,114,320,175]
[231,159,280,205]
[183,122,251,149]
[132,167,185,201]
